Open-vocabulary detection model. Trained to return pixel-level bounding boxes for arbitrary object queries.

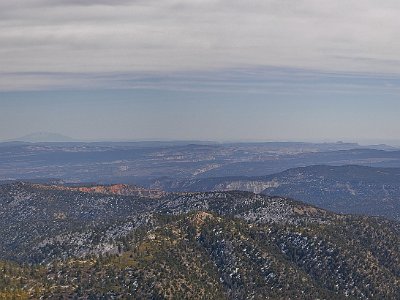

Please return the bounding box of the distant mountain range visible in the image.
[0,182,399,298]
[10,132,76,142]
[153,165,400,221]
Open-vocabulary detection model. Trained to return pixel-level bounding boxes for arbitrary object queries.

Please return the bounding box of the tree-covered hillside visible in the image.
[0,183,399,299]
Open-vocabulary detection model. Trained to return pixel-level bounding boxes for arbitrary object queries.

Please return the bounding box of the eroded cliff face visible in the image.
[214,180,280,194]
[31,183,166,198]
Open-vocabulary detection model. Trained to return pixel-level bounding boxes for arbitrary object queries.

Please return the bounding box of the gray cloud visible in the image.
[41,0,138,6]
[2,67,399,97]
[1,0,400,90]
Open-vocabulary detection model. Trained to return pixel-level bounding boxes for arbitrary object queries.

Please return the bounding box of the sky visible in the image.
[1,0,400,143]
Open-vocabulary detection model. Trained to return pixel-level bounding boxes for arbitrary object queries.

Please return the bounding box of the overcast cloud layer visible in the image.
[1,0,400,91]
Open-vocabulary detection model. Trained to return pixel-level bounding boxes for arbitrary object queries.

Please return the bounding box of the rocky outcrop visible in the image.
[31,183,166,198]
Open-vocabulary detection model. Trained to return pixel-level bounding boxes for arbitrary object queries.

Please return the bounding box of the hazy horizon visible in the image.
[2,130,400,148]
